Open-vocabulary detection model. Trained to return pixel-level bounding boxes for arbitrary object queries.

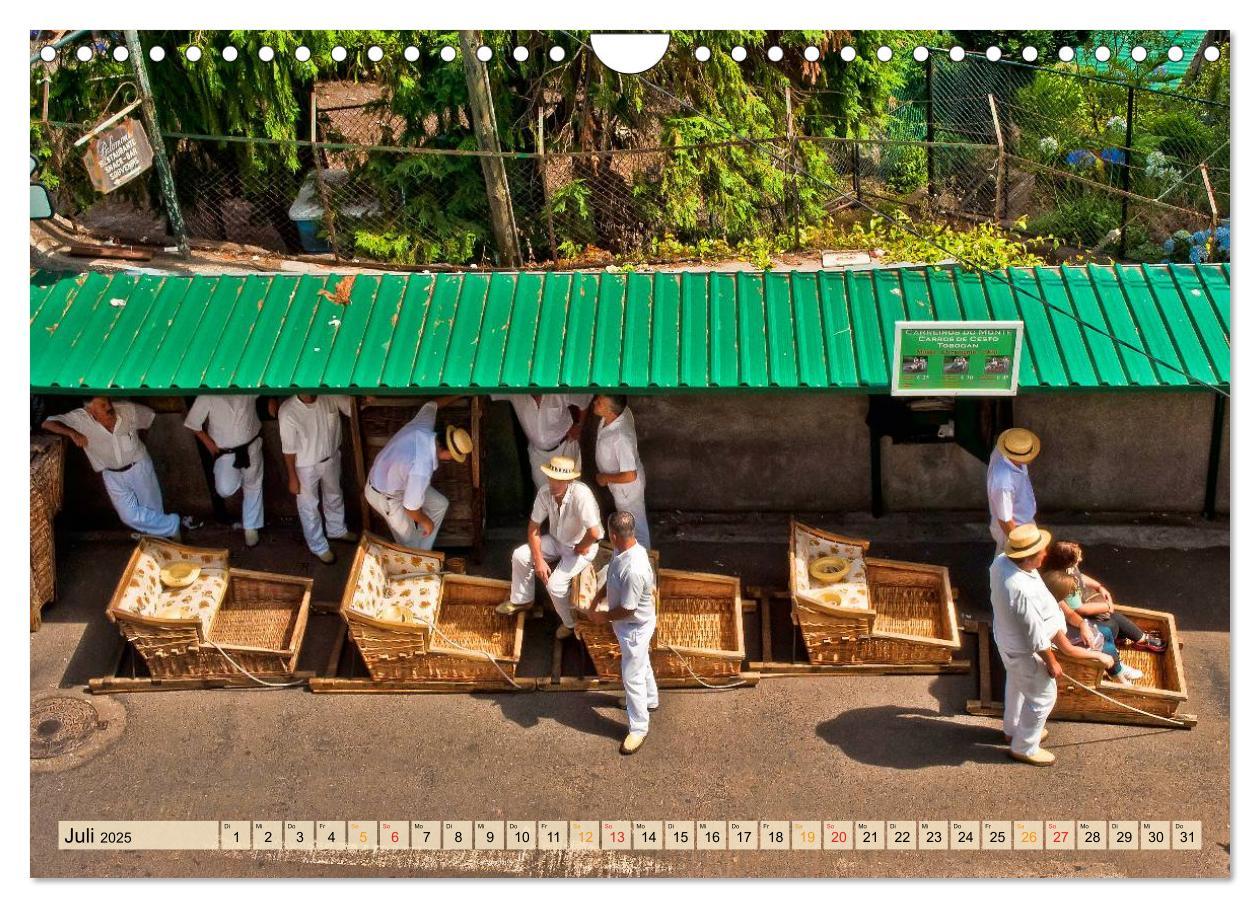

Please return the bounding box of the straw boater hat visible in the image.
[159,561,201,589]
[1004,523,1052,560]
[444,426,473,463]
[540,454,581,481]
[996,427,1041,464]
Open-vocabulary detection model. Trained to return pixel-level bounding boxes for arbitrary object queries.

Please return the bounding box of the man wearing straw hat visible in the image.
[987,427,1040,554]
[491,393,592,492]
[991,522,1113,767]
[589,509,659,755]
[366,397,474,552]
[498,454,603,639]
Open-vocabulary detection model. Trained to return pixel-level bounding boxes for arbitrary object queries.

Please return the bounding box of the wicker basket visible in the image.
[573,549,744,683]
[31,434,66,517]
[790,520,960,666]
[1053,606,1189,722]
[106,538,311,680]
[341,534,522,682]
[30,485,56,631]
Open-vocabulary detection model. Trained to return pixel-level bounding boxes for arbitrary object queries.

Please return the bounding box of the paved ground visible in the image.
[31,515,1230,878]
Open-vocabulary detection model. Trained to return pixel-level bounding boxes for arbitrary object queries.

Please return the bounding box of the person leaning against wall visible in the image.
[42,396,201,540]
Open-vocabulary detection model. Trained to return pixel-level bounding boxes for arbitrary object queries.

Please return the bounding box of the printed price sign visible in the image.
[891,320,1024,397]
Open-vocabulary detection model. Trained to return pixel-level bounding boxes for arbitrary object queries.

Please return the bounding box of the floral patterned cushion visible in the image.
[373,543,443,577]
[350,551,389,617]
[113,539,230,637]
[381,573,442,625]
[793,526,871,611]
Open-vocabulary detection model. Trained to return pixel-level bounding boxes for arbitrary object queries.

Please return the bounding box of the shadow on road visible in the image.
[816,705,1009,768]
[483,691,628,743]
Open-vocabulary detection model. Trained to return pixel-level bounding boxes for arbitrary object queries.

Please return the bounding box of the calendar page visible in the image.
[20,3,1235,893]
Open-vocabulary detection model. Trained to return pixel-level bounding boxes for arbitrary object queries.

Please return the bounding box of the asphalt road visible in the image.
[31,519,1230,878]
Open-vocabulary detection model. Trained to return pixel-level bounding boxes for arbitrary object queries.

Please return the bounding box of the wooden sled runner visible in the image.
[789,519,961,667]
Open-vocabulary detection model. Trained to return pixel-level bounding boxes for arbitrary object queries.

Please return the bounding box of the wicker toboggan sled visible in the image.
[105,537,311,681]
[572,544,745,684]
[789,519,961,666]
[339,534,524,683]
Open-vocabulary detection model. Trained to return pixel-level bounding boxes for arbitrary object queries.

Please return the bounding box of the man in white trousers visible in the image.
[592,510,659,755]
[491,393,592,491]
[990,522,1113,766]
[42,397,192,539]
[277,394,354,564]
[365,397,473,551]
[497,455,603,639]
[987,427,1040,554]
[184,394,264,547]
[593,394,650,550]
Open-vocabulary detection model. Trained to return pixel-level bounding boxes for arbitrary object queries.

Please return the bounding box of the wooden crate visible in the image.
[790,519,960,666]
[352,396,484,555]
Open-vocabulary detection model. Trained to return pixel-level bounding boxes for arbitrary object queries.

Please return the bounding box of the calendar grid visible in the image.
[58,820,1203,852]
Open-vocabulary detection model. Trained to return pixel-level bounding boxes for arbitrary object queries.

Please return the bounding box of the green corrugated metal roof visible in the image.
[29,264,1230,395]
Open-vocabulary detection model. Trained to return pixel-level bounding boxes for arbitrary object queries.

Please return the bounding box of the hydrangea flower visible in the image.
[1038,136,1059,155]
[1065,149,1096,166]
[1106,116,1127,131]
[1100,147,1125,165]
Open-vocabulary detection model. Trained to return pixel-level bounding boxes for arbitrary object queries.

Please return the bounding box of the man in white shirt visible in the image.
[987,427,1040,554]
[990,522,1112,767]
[42,397,188,539]
[593,394,650,550]
[365,397,473,551]
[491,394,592,491]
[184,394,264,546]
[498,455,603,639]
[277,394,354,564]
[590,510,659,756]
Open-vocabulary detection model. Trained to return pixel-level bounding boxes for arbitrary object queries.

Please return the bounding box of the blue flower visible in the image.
[1065,149,1096,166]
[1190,245,1205,264]
[1163,238,1175,253]
[1192,230,1207,244]
[1100,147,1125,165]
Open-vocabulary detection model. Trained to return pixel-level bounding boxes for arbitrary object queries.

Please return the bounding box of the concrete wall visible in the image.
[1012,391,1221,514]
[48,390,1228,529]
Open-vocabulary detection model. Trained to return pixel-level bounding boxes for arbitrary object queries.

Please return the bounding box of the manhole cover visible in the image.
[31,696,101,759]
[30,692,126,772]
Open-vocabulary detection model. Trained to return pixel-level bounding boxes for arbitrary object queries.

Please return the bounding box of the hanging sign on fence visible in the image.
[891,320,1024,397]
[82,118,154,194]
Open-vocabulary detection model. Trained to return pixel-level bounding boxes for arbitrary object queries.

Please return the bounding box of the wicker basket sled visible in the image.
[105,538,311,681]
[572,545,745,685]
[789,519,961,666]
[1051,605,1190,725]
[338,534,524,684]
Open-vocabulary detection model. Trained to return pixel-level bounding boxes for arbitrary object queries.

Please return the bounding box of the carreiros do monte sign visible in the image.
[891,320,1025,396]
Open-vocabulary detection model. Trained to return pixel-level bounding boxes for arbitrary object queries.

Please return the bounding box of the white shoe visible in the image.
[620,732,647,755]
[181,515,204,531]
[315,549,336,564]
[244,528,260,547]
[1119,664,1144,682]
[555,625,574,640]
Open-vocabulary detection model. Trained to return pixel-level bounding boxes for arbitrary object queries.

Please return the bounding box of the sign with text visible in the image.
[891,320,1024,397]
[82,118,154,194]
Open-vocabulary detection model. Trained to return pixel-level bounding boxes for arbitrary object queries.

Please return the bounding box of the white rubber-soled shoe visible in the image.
[495,601,529,616]
[316,549,336,564]
[1008,747,1055,766]
[620,732,647,755]
[244,528,259,547]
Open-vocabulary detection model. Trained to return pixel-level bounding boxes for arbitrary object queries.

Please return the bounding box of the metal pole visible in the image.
[925,54,936,206]
[124,30,189,257]
[1118,85,1135,260]
[459,30,522,267]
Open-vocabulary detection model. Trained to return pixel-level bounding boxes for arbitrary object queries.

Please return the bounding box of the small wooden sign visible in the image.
[82,118,154,193]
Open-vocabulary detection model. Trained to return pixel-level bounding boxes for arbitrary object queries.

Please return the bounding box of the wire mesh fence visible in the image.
[32,51,1228,268]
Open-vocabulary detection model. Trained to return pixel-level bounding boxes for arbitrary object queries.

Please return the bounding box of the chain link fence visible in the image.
[33,52,1228,268]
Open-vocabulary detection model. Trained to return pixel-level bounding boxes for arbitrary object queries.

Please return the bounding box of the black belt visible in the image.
[214,433,261,470]
[105,460,141,474]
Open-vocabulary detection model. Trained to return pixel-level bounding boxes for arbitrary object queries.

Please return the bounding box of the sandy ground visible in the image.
[30,517,1230,878]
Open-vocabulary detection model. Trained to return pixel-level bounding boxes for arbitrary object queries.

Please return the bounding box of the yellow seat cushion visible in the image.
[347,544,442,626]
[793,526,871,610]
[114,540,230,637]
